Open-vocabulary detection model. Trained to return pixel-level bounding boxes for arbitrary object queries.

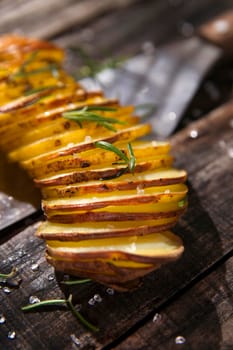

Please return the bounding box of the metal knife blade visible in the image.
[81,10,233,138]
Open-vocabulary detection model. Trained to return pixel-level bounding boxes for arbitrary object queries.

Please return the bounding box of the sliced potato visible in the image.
[46,254,157,291]
[47,200,187,222]
[42,184,188,215]
[37,217,178,241]
[41,168,187,198]
[19,124,151,169]
[46,230,184,264]
[35,154,173,187]
[23,140,170,178]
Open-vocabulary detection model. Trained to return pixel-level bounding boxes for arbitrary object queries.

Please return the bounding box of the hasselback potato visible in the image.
[0,34,187,291]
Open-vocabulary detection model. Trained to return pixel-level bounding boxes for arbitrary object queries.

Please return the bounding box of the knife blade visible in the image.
[80,10,233,138]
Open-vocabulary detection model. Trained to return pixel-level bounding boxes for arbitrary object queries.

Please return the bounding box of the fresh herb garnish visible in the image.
[178,198,186,208]
[22,293,99,332]
[0,267,17,279]
[95,141,136,173]
[13,63,59,79]
[63,106,125,132]
[24,85,61,96]
[61,278,91,286]
[70,46,124,79]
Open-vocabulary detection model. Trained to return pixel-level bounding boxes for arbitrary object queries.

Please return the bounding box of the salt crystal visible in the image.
[7,331,16,340]
[106,288,115,295]
[93,294,102,303]
[3,287,11,294]
[29,296,41,304]
[189,129,198,139]
[31,263,39,271]
[153,313,162,322]
[0,314,6,324]
[175,335,186,344]
[85,135,92,143]
[70,333,81,347]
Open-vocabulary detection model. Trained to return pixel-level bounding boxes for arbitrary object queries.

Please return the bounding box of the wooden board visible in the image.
[0,1,233,349]
[0,100,232,349]
[114,257,233,350]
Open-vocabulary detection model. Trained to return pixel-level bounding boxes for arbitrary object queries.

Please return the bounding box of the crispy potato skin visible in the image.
[46,254,156,291]
[0,34,188,289]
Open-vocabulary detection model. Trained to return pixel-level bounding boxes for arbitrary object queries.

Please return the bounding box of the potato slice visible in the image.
[20,124,151,169]
[23,140,170,178]
[35,154,173,187]
[0,34,64,57]
[37,217,178,241]
[47,200,187,222]
[41,168,187,198]
[46,231,183,264]
[42,184,188,215]
[46,254,157,291]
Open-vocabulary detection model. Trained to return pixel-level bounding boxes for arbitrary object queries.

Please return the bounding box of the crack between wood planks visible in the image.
[0,209,43,244]
[102,248,233,350]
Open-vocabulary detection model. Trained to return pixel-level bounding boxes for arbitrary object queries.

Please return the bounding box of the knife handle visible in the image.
[199,10,233,53]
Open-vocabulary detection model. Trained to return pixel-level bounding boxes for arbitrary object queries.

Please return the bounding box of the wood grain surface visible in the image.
[0,99,232,350]
[0,1,233,349]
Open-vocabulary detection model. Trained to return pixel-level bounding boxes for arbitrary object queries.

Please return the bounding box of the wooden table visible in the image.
[0,1,233,349]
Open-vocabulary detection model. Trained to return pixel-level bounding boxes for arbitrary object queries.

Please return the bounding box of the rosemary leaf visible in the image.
[95,141,136,175]
[21,293,99,332]
[67,295,99,332]
[61,278,91,286]
[24,85,60,96]
[63,106,125,132]
[13,63,59,79]
[85,106,117,112]
[95,141,128,163]
[0,267,17,279]
[127,143,136,173]
[21,299,66,311]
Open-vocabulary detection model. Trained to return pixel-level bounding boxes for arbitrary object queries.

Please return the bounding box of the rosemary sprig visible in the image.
[21,299,65,311]
[70,46,124,79]
[24,85,61,96]
[13,63,59,79]
[0,267,17,279]
[63,106,125,132]
[95,141,136,173]
[127,143,136,173]
[67,295,99,332]
[22,293,99,332]
[61,278,91,286]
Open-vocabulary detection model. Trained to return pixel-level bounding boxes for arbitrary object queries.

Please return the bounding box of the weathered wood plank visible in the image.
[0,0,139,39]
[0,101,232,349]
[0,152,40,230]
[55,0,233,59]
[113,257,233,350]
